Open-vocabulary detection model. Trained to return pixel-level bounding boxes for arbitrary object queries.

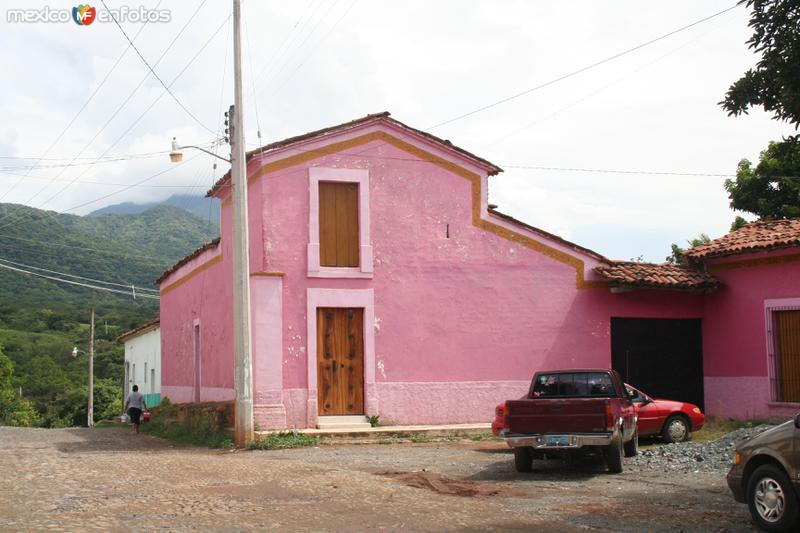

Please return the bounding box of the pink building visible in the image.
[157,113,800,428]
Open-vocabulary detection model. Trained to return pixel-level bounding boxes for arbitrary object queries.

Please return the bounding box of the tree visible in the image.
[666,233,711,264]
[725,142,800,219]
[0,348,40,427]
[720,0,800,127]
[720,0,800,220]
[730,215,749,232]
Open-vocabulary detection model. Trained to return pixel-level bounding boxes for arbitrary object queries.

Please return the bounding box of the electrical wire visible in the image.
[0,256,159,293]
[100,0,216,136]
[243,13,263,145]
[425,3,741,131]
[0,261,159,300]
[0,0,164,203]
[251,0,321,87]
[0,0,213,229]
[258,0,343,94]
[0,168,208,188]
[0,152,203,233]
[0,235,170,266]
[0,15,230,234]
[263,0,359,100]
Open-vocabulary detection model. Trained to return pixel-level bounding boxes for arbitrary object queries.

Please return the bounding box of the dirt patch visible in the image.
[377,470,513,498]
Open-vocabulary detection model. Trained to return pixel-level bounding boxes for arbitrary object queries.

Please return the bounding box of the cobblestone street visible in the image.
[0,427,755,532]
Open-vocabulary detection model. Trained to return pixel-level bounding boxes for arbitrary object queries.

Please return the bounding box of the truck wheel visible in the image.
[624,429,639,458]
[662,415,689,443]
[747,464,800,533]
[514,447,533,473]
[605,435,623,474]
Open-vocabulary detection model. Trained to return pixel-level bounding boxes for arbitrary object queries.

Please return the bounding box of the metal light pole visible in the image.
[231,0,254,446]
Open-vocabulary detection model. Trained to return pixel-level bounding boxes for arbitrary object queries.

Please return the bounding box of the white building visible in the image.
[117,318,161,407]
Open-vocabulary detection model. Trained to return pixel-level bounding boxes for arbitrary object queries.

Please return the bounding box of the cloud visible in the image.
[0,0,790,261]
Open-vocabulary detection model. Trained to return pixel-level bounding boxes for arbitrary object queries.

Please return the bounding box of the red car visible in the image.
[624,384,704,443]
[492,384,705,444]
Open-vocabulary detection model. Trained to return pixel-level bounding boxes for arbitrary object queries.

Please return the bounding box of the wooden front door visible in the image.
[317,307,364,415]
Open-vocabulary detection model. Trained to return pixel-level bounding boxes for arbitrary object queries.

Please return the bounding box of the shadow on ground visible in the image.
[55,427,178,454]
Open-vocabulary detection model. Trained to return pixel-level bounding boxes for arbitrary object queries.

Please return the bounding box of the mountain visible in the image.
[88,194,220,225]
[0,202,220,427]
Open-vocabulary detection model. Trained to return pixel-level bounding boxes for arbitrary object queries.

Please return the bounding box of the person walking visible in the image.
[123,385,148,434]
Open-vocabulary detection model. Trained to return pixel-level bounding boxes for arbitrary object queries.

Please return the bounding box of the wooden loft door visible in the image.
[317,307,364,415]
[319,181,359,267]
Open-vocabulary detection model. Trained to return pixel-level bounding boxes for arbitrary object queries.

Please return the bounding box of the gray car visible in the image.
[727,415,800,532]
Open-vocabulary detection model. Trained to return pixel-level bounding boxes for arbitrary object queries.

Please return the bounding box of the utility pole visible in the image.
[231,0,254,446]
[88,306,94,428]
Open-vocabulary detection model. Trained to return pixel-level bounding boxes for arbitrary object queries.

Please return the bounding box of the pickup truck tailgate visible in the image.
[506,398,609,434]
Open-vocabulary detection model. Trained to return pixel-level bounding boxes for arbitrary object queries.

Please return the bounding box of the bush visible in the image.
[141,400,234,449]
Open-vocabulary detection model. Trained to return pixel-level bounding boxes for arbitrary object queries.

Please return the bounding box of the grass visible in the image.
[139,399,234,449]
[691,416,776,443]
[141,421,234,449]
[248,431,319,450]
[468,432,499,442]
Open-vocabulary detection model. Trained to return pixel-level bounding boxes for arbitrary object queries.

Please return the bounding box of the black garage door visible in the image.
[611,318,704,410]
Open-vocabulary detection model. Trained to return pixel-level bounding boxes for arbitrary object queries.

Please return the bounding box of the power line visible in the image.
[264,0,359,100]
[0,0,164,203]
[243,13,263,145]
[0,14,230,234]
[0,168,209,188]
[0,235,170,266]
[500,164,737,178]
[0,152,203,233]
[251,0,321,87]
[425,3,741,131]
[265,142,746,178]
[0,0,212,229]
[100,0,216,136]
[0,260,159,300]
[259,0,344,94]
[0,256,159,293]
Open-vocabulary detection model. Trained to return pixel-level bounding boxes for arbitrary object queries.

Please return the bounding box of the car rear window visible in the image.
[531,372,615,398]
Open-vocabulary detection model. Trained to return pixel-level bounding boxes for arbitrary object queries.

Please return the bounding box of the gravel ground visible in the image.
[0,426,763,532]
[632,425,775,473]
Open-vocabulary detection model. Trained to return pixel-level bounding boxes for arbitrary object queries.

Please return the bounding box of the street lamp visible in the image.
[166,0,255,447]
[169,137,231,164]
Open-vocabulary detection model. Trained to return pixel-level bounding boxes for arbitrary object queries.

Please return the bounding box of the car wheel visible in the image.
[662,415,689,443]
[513,447,533,473]
[605,435,623,474]
[624,429,638,458]
[747,464,800,533]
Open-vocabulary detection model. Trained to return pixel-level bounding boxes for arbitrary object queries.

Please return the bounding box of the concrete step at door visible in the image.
[316,415,372,430]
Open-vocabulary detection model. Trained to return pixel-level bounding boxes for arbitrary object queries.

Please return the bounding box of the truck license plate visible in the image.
[545,435,569,447]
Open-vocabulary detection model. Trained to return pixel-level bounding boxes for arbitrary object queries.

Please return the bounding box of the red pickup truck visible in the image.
[497,369,638,474]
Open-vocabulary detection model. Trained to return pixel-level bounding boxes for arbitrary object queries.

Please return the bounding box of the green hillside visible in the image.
[0,203,218,427]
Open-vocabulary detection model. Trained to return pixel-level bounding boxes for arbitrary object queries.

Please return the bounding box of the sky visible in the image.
[0,0,792,262]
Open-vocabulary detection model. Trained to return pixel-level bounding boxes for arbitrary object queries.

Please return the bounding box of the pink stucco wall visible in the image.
[159,119,709,428]
[702,252,800,419]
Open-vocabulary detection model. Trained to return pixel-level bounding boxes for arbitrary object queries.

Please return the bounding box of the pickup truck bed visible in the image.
[498,369,637,474]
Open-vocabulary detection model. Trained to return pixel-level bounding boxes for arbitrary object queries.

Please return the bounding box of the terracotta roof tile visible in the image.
[156,237,220,285]
[206,112,503,197]
[685,218,800,260]
[116,317,159,343]
[595,261,718,291]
